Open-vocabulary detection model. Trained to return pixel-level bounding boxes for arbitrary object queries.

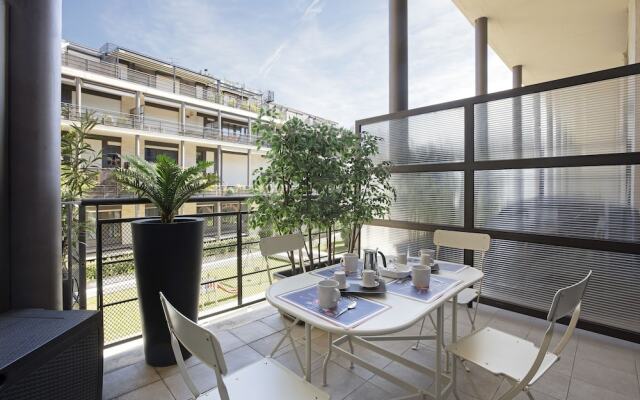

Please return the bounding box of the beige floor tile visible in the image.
[103,360,161,400]
[274,342,323,376]
[530,369,571,400]
[343,381,394,400]
[229,320,277,343]
[104,345,146,374]
[572,357,639,399]
[453,363,503,400]
[247,331,290,357]
[223,345,264,373]
[162,362,218,400]
[260,312,287,331]
[154,353,202,379]
[310,362,366,400]
[116,381,175,400]
[567,377,639,400]
[576,333,638,374]
[491,380,560,400]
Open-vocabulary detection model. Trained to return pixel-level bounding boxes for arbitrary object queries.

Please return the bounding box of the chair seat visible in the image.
[446,327,558,384]
[455,288,478,304]
[200,358,330,400]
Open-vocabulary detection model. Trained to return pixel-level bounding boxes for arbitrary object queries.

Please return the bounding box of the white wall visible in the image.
[145,104,179,122]
[222,152,248,186]
[83,93,121,112]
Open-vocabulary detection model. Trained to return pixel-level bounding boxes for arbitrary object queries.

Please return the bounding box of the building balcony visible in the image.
[62,52,263,114]
[61,102,257,146]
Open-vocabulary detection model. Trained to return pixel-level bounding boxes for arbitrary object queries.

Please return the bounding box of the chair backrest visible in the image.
[547,270,592,322]
[260,233,305,257]
[433,230,491,252]
[500,271,592,399]
[160,292,229,399]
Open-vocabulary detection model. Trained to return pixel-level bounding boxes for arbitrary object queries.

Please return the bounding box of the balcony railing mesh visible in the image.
[358,64,640,336]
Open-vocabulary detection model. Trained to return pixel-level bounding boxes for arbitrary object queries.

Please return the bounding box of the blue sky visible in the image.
[62,0,511,127]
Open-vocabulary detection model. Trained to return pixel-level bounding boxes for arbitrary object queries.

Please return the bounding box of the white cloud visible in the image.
[94,0,511,127]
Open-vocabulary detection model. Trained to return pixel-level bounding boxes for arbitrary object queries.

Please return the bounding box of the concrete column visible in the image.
[247,117,252,141]
[247,149,252,187]
[389,0,408,113]
[512,65,522,88]
[217,110,223,138]
[135,91,142,129]
[475,17,488,96]
[180,103,186,131]
[0,0,9,312]
[217,145,223,185]
[75,77,82,114]
[135,135,141,157]
[8,0,62,310]
[180,140,186,168]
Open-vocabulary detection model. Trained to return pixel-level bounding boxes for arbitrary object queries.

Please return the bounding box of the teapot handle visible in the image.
[377,251,387,269]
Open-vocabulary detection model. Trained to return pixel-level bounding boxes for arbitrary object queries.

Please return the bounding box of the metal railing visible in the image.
[61,102,257,145]
[63,196,337,346]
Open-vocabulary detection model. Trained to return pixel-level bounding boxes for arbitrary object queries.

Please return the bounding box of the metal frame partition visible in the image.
[356,63,640,342]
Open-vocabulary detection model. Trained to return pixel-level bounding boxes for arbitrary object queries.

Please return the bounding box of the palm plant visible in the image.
[113,155,218,223]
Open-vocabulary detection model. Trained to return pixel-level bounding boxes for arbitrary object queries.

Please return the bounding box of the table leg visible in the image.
[435,305,443,400]
[322,332,332,386]
[452,295,458,398]
[305,322,312,382]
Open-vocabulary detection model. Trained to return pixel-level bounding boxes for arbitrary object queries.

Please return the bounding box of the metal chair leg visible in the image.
[412,316,427,350]
[322,333,333,386]
[347,335,355,369]
[525,388,536,400]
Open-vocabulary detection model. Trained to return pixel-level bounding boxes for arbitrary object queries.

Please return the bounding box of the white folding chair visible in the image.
[259,233,308,371]
[446,271,592,400]
[160,292,329,400]
[414,230,491,349]
[259,232,306,285]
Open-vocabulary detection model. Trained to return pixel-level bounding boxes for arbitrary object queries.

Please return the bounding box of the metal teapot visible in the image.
[362,248,387,276]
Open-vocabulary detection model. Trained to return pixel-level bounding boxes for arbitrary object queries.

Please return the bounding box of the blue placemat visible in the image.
[311,263,363,281]
[278,285,389,328]
[406,258,467,273]
[386,275,462,303]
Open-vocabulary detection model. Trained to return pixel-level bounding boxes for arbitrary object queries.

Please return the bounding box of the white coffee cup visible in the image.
[420,249,435,265]
[333,271,348,289]
[412,264,431,289]
[317,279,341,309]
[341,253,359,273]
[396,254,408,265]
[362,270,377,288]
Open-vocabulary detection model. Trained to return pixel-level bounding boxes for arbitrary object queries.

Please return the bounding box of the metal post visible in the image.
[475,17,488,96]
[75,77,82,114]
[78,205,87,309]
[0,0,8,312]
[389,0,408,113]
[64,203,73,310]
[463,105,475,267]
[217,146,223,184]
[236,211,243,307]
[96,215,103,311]
[8,0,62,309]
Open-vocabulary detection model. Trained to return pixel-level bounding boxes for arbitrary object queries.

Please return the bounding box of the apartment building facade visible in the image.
[60,40,334,224]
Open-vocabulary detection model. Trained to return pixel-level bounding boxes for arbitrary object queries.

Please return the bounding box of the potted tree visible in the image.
[113,155,217,366]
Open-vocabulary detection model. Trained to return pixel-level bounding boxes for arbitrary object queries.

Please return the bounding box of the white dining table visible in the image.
[266,260,483,400]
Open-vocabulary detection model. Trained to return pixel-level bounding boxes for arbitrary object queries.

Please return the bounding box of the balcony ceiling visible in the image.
[452,0,629,84]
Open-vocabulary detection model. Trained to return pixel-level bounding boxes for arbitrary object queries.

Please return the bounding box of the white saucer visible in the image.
[361,281,380,289]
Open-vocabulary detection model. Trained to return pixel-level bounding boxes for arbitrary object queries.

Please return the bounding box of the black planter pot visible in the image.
[131,217,204,367]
